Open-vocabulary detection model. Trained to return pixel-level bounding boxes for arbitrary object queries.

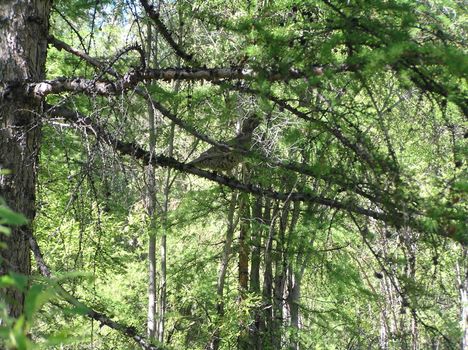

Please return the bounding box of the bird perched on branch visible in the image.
[188,116,260,172]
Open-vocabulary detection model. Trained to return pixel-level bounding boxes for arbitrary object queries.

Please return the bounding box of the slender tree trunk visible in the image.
[378,231,391,350]
[157,6,182,341]
[158,121,175,343]
[378,227,400,348]
[147,218,157,340]
[0,0,51,318]
[288,268,304,350]
[262,199,278,348]
[248,197,263,348]
[288,265,307,350]
[237,191,251,350]
[238,193,250,295]
[146,20,158,340]
[208,191,238,350]
[146,109,157,340]
[402,231,418,350]
[271,201,290,349]
[456,247,467,350]
[249,197,263,293]
[285,201,301,350]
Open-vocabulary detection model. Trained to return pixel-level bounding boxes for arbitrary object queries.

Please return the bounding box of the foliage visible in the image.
[1,0,467,349]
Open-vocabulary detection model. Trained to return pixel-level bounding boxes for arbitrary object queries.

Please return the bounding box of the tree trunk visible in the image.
[145,20,158,340]
[145,106,158,340]
[159,121,175,343]
[237,192,251,349]
[0,0,51,318]
[271,201,290,349]
[238,193,250,295]
[262,199,279,348]
[285,201,301,350]
[402,231,418,350]
[208,191,238,350]
[378,229,399,345]
[249,196,263,294]
[248,196,263,348]
[456,247,467,350]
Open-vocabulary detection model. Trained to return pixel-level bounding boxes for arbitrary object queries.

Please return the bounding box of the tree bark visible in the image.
[0,0,51,318]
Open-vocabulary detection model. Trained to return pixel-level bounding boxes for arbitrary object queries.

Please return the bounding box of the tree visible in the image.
[0,0,466,349]
[0,0,51,318]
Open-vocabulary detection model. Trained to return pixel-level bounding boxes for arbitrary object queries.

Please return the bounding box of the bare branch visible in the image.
[11,66,324,99]
[48,35,107,72]
[140,0,195,63]
[2,68,324,99]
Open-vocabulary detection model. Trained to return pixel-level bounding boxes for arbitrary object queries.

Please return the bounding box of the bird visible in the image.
[188,117,259,172]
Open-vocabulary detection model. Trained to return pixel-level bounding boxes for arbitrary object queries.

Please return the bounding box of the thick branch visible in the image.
[0,66,325,99]
[51,28,466,120]
[4,64,322,99]
[0,78,127,98]
[132,66,308,81]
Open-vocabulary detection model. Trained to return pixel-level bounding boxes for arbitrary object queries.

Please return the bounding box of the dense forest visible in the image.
[0,0,466,349]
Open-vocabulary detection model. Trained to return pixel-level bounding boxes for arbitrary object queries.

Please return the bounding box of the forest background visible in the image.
[0,0,466,349]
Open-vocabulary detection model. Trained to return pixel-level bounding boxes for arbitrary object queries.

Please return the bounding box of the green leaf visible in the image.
[0,273,28,291]
[11,316,31,350]
[24,284,49,321]
[0,225,11,235]
[0,275,18,288]
[0,206,28,226]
